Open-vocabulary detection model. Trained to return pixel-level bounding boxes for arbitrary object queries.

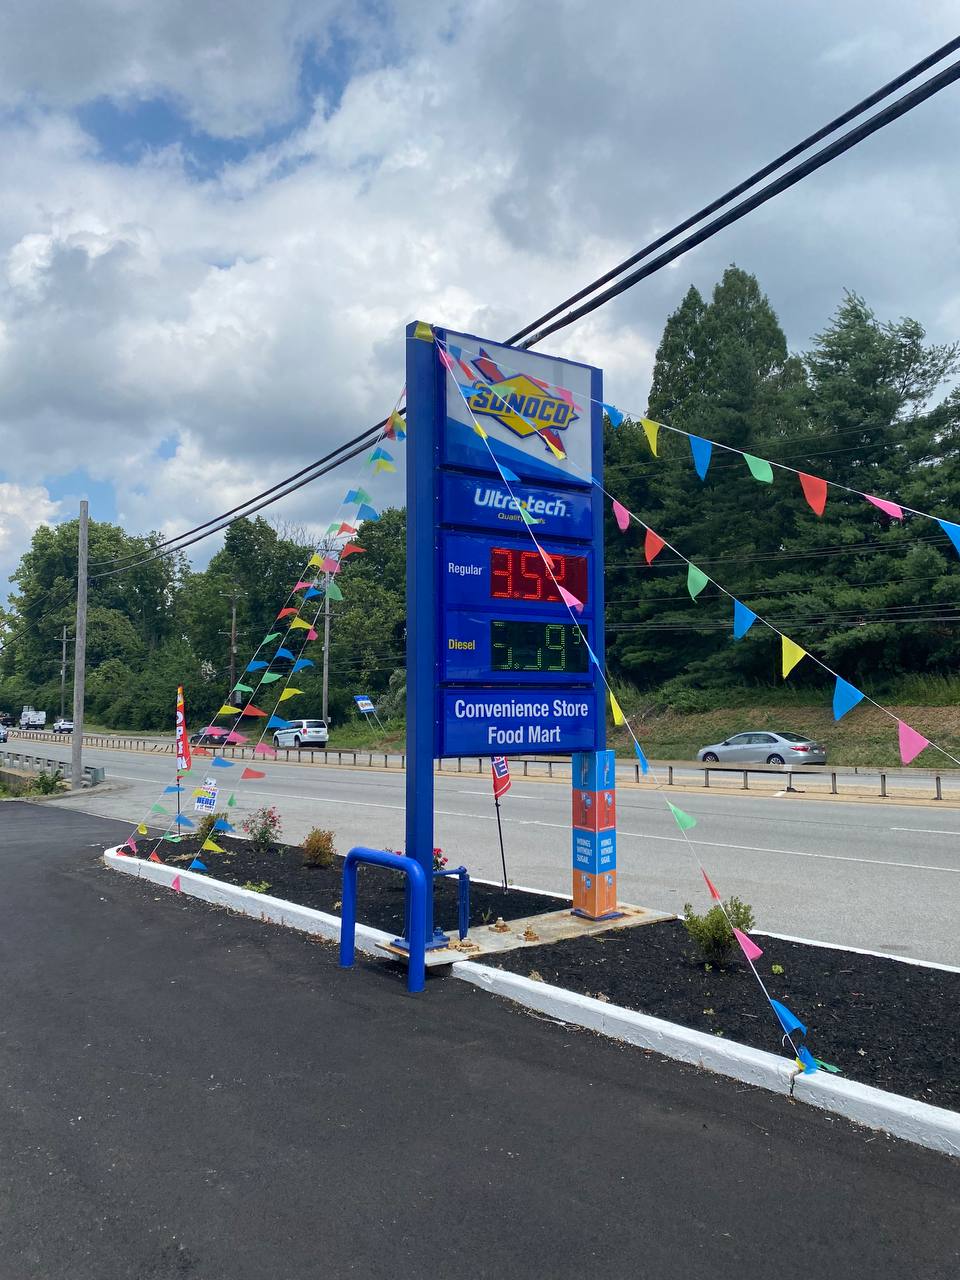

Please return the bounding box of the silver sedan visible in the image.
[697,731,826,766]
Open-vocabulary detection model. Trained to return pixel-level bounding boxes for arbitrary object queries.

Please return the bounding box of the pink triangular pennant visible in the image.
[866,494,903,520]
[558,586,583,612]
[253,743,277,758]
[612,499,630,532]
[438,347,456,371]
[701,869,721,902]
[307,628,318,641]
[321,557,339,574]
[898,720,929,765]
[733,927,763,963]
[171,875,182,893]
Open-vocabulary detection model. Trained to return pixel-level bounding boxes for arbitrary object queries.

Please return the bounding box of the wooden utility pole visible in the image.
[218,584,245,695]
[321,570,331,721]
[70,501,88,790]
[59,625,68,719]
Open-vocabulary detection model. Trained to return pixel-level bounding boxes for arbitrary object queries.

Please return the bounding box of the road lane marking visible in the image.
[100,773,960,872]
[889,827,960,836]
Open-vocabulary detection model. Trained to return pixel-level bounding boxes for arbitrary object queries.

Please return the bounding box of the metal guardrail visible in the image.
[7,729,960,799]
[0,748,104,787]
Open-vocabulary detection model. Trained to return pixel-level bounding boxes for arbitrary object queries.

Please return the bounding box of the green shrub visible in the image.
[301,827,336,868]
[241,804,282,853]
[31,771,63,795]
[196,810,229,843]
[682,896,755,966]
[241,880,271,894]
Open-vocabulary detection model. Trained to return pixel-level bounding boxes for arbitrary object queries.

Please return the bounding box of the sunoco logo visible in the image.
[462,349,577,457]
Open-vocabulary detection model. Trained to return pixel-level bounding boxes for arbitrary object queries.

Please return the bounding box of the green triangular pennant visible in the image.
[687,564,709,600]
[667,802,697,832]
[743,453,774,484]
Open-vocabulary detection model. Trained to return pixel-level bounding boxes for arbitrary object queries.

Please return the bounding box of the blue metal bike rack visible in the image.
[339,847,427,994]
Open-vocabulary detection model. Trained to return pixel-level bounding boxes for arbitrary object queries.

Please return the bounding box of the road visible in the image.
[20,738,960,966]
[1,803,957,1280]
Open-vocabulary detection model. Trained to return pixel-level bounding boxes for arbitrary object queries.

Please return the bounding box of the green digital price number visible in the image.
[490,620,589,674]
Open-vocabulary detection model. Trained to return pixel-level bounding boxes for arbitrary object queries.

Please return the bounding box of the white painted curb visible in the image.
[103,848,394,958]
[450,960,960,1159]
[793,1070,960,1158]
[451,961,797,1093]
[104,849,960,1158]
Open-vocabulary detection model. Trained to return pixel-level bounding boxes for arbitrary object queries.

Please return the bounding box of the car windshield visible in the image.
[303,720,326,729]
[777,732,811,743]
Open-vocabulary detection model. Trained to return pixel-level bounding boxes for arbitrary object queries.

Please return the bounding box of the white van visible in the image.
[273,719,329,749]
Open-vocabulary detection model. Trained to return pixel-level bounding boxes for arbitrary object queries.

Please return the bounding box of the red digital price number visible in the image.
[489,546,588,604]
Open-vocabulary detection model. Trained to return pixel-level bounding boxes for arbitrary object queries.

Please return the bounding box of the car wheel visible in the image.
[294,736,302,748]
[767,754,785,766]
[273,735,281,748]
[702,752,719,763]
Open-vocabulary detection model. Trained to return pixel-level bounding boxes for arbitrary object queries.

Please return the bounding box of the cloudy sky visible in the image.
[0,0,958,598]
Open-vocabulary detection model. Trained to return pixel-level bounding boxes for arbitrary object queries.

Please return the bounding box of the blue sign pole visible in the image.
[405,322,445,948]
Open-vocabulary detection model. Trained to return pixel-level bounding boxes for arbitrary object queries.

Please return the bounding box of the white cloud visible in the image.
[0,482,60,595]
[0,0,957,587]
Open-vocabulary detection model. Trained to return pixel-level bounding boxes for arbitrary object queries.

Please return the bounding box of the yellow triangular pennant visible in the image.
[201,838,224,853]
[609,692,626,726]
[781,636,807,679]
[216,703,241,716]
[640,418,660,457]
[541,434,565,460]
[413,321,434,342]
[307,553,323,568]
[137,824,148,835]
[472,421,489,440]
[278,688,303,702]
[374,459,397,473]
[288,617,311,630]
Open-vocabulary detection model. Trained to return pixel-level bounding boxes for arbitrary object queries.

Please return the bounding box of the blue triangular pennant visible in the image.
[602,402,623,428]
[769,998,806,1039]
[189,858,207,872]
[303,587,322,600]
[832,677,865,721]
[163,784,184,794]
[247,660,268,672]
[210,756,234,768]
[356,504,380,522]
[732,600,758,640]
[498,464,520,484]
[291,659,314,673]
[689,435,712,481]
[212,819,235,833]
[796,1046,819,1074]
[275,647,295,661]
[173,814,194,828]
[940,520,960,557]
[633,740,649,776]
[267,715,293,730]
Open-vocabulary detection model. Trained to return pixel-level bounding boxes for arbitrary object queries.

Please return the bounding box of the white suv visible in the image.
[273,718,329,749]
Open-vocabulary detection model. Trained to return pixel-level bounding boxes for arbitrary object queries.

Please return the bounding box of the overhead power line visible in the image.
[517,55,960,348]
[7,39,959,601]
[505,35,960,346]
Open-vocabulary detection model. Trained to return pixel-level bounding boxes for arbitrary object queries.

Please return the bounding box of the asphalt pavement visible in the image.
[27,739,960,964]
[2,801,959,1279]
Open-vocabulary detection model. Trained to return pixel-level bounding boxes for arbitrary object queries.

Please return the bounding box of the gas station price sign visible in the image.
[406,325,606,758]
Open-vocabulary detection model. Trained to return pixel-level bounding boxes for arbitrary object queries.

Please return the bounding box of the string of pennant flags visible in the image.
[426,328,960,556]
[118,385,407,866]
[424,317,936,1070]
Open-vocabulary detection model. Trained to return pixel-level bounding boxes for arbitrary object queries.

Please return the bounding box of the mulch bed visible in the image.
[143,833,569,937]
[487,919,960,1112]
[133,831,958,1111]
